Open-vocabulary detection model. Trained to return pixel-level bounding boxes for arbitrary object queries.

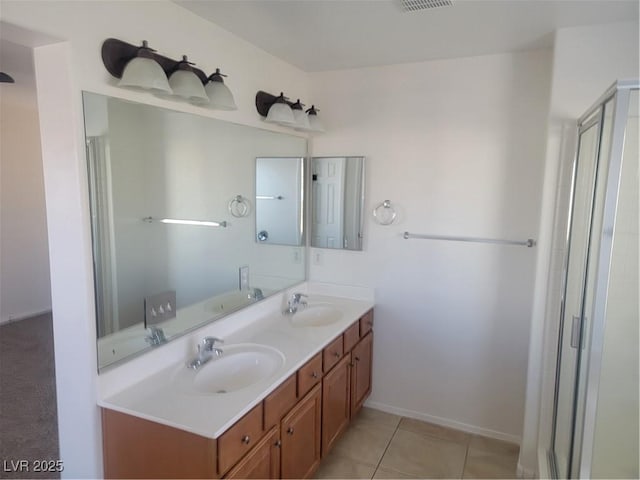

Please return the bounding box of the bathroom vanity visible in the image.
[100,299,373,479]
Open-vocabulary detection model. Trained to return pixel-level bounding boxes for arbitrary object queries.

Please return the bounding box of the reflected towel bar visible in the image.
[256,195,284,200]
[403,231,536,247]
[143,217,228,228]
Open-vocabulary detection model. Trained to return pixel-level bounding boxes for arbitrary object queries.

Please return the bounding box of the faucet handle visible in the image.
[292,293,308,301]
[201,336,224,351]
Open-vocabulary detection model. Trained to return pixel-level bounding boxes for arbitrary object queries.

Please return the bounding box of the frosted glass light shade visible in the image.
[118,57,172,94]
[308,113,324,132]
[168,70,209,105]
[293,109,311,130]
[266,102,296,125]
[205,81,237,110]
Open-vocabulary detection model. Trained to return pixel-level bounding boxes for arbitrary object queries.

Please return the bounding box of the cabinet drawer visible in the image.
[264,374,297,429]
[297,352,322,398]
[343,321,360,352]
[323,335,344,373]
[359,310,374,336]
[218,403,264,475]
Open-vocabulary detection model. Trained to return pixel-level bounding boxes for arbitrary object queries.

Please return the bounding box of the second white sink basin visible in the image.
[177,343,285,395]
[291,303,342,327]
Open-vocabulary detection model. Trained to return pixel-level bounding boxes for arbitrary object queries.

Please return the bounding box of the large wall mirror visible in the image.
[83,92,307,371]
[311,156,365,251]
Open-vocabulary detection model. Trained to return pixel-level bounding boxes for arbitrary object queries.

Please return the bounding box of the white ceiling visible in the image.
[175,0,639,72]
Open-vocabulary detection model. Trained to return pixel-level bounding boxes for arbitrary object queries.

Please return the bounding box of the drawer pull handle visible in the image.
[275,439,282,447]
[311,371,318,378]
[241,435,251,445]
[334,352,340,358]
[287,427,294,435]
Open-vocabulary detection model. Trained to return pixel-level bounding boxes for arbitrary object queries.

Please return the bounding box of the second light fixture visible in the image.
[255,90,324,132]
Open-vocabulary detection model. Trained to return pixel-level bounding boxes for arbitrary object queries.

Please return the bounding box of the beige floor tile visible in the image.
[314,451,376,479]
[333,421,397,467]
[354,407,402,429]
[468,435,519,457]
[398,417,470,445]
[462,450,519,479]
[373,467,417,479]
[379,429,467,478]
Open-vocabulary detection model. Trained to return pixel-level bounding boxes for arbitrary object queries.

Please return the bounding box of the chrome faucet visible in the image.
[188,336,224,370]
[284,293,308,314]
[145,326,167,346]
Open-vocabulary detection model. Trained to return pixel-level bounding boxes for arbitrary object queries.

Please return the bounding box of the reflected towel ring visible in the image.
[228,195,250,218]
[373,200,397,225]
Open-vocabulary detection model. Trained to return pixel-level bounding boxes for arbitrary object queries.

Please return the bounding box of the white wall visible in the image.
[0,39,51,323]
[520,20,639,476]
[309,49,552,441]
[0,1,311,477]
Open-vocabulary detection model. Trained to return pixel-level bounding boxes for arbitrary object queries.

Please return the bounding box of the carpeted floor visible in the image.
[0,313,60,479]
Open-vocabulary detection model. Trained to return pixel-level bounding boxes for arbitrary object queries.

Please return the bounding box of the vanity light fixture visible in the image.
[101,38,236,109]
[107,40,172,94]
[291,100,311,130]
[143,216,228,228]
[205,68,237,110]
[165,55,209,105]
[306,105,325,132]
[0,72,15,83]
[267,92,296,125]
[255,90,323,131]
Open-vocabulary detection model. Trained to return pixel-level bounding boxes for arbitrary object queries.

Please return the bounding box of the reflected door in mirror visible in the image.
[311,157,365,251]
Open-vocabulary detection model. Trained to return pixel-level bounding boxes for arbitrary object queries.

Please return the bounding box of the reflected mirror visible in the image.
[83,92,307,371]
[311,156,365,251]
[255,157,304,246]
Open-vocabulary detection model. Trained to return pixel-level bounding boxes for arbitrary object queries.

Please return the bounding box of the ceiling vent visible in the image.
[397,0,453,12]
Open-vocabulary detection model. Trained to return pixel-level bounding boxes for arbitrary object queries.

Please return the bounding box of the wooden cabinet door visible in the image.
[224,426,280,479]
[321,354,351,457]
[281,384,322,479]
[350,332,373,416]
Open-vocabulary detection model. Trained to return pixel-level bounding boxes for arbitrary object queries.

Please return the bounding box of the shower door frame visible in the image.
[575,81,637,478]
[549,80,638,479]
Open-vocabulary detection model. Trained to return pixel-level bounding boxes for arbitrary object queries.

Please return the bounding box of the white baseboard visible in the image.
[0,308,52,325]
[364,399,522,445]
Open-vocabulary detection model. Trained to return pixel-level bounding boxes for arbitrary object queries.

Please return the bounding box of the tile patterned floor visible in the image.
[315,408,520,479]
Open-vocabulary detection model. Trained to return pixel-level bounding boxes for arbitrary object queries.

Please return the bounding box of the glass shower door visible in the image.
[551,112,602,479]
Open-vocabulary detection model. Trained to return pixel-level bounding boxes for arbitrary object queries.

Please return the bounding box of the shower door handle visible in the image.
[570,315,583,349]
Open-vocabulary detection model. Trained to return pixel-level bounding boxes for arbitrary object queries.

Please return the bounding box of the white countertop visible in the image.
[99,294,374,439]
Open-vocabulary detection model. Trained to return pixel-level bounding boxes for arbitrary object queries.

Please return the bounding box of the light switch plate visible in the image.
[144,290,176,327]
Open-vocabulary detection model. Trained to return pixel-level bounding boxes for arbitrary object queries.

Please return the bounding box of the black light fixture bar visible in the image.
[256,90,310,117]
[101,38,208,83]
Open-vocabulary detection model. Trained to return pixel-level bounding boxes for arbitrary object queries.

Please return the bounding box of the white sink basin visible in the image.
[177,343,285,395]
[290,303,342,327]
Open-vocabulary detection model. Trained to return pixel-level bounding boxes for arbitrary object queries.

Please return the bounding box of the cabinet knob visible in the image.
[287,427,294,435]
[241,435,251,444]
[334,352,340,358]
[354,356,360,362]
[275,439,282,448]
[311,371,318,379]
